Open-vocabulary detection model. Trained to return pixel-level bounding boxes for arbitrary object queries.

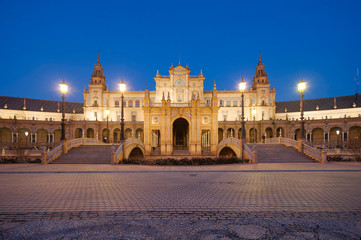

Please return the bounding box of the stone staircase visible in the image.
[253,144,314,163]
[52,145,113,164]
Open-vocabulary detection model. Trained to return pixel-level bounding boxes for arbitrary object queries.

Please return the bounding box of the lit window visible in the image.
[226,101,230,107]
[115,100,119,107]
[233,101,237,107]
[129,100,133,107]
[135,100,140,107]
[220,100,224,106]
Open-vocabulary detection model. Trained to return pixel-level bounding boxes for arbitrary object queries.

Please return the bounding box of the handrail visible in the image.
[125,137,145,149]
[114,143,124,164]
[303,144,324,162]
[67,138,82,149]
[217,137,241,149]
[46,143,64,164]
[243,144,253,162]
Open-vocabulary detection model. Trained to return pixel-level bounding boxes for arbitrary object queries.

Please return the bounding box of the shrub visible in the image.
[122,157,249,165]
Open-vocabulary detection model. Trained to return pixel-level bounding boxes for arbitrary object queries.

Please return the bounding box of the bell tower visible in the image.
[252,52,269,89]
[89,53,107,91]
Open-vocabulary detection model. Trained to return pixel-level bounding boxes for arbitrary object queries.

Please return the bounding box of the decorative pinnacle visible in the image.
[259,51,262,62]
[97,52,100,63]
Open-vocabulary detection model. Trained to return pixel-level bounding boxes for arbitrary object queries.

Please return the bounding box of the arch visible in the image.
[135,100,140,107]
[349,126,361,149]
[86,128,95,138]
[128,100,133,107]
[173,118,189,151]
[135,128,144,142]
[114,100,120,107]
[125,128,132,140]
[329,127,342,147]
[227,128,235,138]
[36,128,48,145]
[237,128,243,139]
[276,127,284,137]
[128,147,144,160]
[219,147,237,158]
[249,128,257,143]
[265,127,273,138]
[218,128,224,143]
[18,128,31,145]
[102,128,110,143]
[312,128,324,146]
[0,127,12,146]
[75,128,83,138]
[54,129,62,144]
[113,128,121,143]
[294,128,301,140]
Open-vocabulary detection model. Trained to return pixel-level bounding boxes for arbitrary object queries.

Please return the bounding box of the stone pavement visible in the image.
[0,163,361,239]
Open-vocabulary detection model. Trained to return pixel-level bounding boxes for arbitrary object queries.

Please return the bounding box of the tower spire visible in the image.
[97,52,100,63]
[259,50,262,62]
[178,48,181,66]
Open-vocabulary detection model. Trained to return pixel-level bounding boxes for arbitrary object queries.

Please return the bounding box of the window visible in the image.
[115,100,119,107]
[206,99,210,106]
[132,115,136,121]
[123,100,126,107]
[220,100,224,106]
[128,100,133,107]
[135,100,140,107]
[233,101,237,107]
[94,100,98,106]
[94,112,97,119]
[226,101,231,107]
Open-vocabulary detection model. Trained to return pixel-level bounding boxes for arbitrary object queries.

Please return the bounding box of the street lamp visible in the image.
[239,77,246,161]
[336,129,340,148]
[119,78,126,161]
[252,108,256,148]
[25,131,29,149]
[297,77,306,152]
[59,78,68,141]
[105,108,110,143]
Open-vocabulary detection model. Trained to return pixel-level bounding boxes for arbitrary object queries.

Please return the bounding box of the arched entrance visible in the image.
[128,147,144,160]
[75,128,83,138]
[265,127,273,138]
[276,127,284,137]
[102,128,110,143]
[312,128,324,146]
[173,118,189,151]
[219,147,236,158]
[348,126,361,149]
[86,128,94,138]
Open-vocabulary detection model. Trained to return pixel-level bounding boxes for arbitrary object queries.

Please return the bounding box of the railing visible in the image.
[217,137,241,149]
[1,149,43,157]
[114,143,124,164]
[46,143,64,164]
[303,144,322,161]
[266,137,299,149]
[243,144,253,162]
[84,138,102,144]
[324,148,361,155]
[125,137,145,149]
[67,138,83,149]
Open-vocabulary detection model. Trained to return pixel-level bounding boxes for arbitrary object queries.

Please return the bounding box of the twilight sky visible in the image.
[1,0,361,103]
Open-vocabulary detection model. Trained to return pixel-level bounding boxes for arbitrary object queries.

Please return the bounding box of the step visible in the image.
[52,145,113,164]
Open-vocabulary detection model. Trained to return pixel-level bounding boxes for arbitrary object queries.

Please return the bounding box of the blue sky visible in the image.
[1,0,360,102]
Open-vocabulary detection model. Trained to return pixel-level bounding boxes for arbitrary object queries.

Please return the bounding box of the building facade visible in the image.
[1,56,360,158]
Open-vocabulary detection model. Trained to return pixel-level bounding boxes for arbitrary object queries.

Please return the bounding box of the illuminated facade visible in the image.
[0,56,360,158]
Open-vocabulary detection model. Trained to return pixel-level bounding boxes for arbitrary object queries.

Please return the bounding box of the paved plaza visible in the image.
[0,163,361,239]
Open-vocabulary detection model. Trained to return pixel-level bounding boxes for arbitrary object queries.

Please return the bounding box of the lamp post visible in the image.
[119,78,126,161]
[336,129,340,148]
[239,77,246,161]
[25,131,29,149]
[252,108,256,148]
[297,77,306,153]
[59,79,68,141]
[105,108,110,143]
